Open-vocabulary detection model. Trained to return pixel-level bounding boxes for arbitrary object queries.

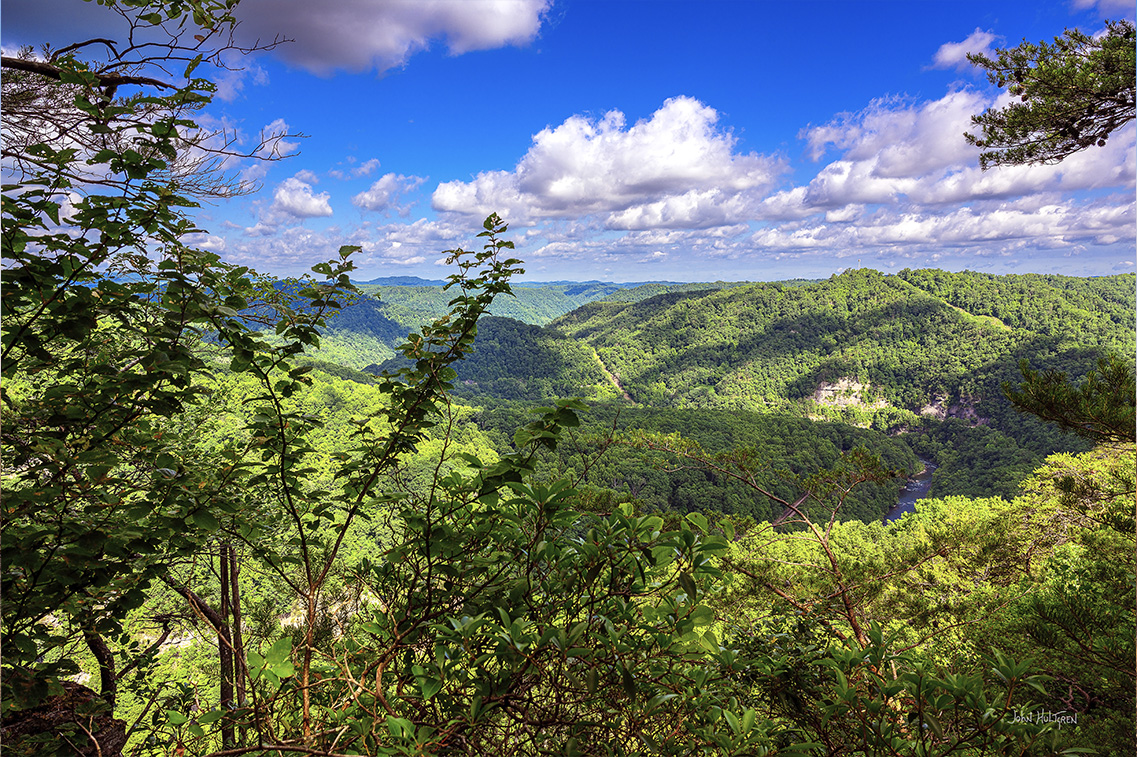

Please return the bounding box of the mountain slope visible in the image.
[374,316,619,402]
[551,269,1135,416]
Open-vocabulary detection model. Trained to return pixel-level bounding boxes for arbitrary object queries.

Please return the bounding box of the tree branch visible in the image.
[1,55,175,89]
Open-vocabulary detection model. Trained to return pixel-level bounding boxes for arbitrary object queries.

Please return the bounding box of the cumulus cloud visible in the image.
[271,176,334,218]
[434,96,786,229]
[423,89,1132,273]
[352,173,426,213]
[795,91,1135,212]
[232,0,552,75]
[185,232,228,252]
[801,92,982,175]
[748,195,1135,256]
[932,28,998,70]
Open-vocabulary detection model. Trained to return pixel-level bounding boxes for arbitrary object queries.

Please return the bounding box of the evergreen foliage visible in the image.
[966,19,1136,167]
[1004,352,1136,445]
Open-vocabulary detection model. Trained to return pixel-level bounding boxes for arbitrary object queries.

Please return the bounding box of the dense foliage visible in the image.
[2,3,1133,757]
[472,404,919,522]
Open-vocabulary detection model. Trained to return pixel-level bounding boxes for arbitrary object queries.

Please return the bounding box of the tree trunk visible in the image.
[218,543,235,750]
[82,627,117,710]
[229,545,248,746]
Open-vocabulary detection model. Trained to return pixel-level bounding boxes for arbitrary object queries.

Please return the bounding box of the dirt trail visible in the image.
[591,348,633,403]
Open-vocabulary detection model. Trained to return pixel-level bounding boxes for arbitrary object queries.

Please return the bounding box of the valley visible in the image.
[310,268,1133,507]
[5,0,1134,751]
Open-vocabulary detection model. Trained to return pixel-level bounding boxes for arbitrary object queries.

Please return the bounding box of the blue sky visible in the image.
[4,0,1135,282]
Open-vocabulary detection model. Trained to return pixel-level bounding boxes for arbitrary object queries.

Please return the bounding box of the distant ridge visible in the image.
[510,280,684,289]
[355,275,448,286]
[354,277,694,288]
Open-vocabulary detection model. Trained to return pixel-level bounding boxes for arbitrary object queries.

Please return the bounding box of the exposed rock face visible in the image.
[811,378,889,410]
[919,394,987,425]
[1,682,126,757]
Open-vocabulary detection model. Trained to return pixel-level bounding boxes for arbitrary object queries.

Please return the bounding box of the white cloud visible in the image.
[606,188,762,230]
[424,88,1132,273]
[355,158,382,177]
[932,28,998,70]
[801,92,982,177]
[212,53,270,102]
[825,204,864,223]
[794,92,1135,212]
[748,195,1135,255]
[433,96,786,229]
[232,0,552,75]
[352,172,426,212]
[186,233,228,252]
[217,216,484,275]
[271,176,334,218]
[256,119,301,159]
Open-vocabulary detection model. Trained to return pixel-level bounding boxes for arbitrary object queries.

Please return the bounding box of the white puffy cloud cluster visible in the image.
[353,173,427,214]
[433,96,786,228]
[271,175,334,219]
[221,217,487,275]
[750,195,1134,253]
[233,0,552,75]
[222,75,1133,276]
[428,88,1133,270]
[751,90,1136,256]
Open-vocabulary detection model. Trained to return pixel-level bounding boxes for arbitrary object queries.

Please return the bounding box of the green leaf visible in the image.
[265,637,292,666]
[165,710,189,726]
[190,510,219,531]
[420,677,442,700]
[678,572,697,601]
[387,716,413,739]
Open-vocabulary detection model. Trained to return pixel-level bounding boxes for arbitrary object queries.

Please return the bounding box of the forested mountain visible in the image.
[896,268,1136,348]
[349,279,748,333]
[359,268,1132,499]
[313,279,752,368]
[551,269,1134,415]
[356,269,1135,431]
[6,1,1134,755]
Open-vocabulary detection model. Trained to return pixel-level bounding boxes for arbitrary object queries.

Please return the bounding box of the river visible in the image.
[883,457,937,523]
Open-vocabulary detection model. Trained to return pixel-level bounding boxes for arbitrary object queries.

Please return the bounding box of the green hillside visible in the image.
[552,269,1134,415]
[317,280,754,368]
[423,269,1133,498]
[373,316,619,402]
[357,272,1133,474]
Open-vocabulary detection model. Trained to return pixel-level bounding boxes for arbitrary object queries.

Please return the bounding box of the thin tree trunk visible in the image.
[218,543,235,750]
[83,627,117,710]
[229,545,247,746]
